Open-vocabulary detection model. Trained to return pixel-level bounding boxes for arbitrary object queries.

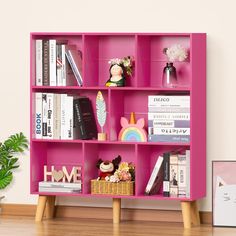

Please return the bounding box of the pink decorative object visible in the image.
[118,112,147,142]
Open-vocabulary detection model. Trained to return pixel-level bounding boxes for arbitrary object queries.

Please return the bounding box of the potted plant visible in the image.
[0,132,28,200]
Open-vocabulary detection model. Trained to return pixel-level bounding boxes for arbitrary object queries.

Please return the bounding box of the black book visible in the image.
[73,97,98,140]
[42,40,49,86]
[163,152,170,197]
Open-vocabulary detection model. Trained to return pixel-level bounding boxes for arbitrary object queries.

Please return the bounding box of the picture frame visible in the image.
[212,161,236,227]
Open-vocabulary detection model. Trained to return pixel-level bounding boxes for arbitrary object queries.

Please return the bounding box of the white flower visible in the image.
[109,174,120,182]
[166,44,188,62]
[105,176,110,181]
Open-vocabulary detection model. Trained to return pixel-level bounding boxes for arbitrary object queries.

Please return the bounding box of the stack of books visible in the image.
[39,181,82,193]
[35,39,83,86]
[35,93,97,140]
[144,150,190,198]
[148,95,190,143]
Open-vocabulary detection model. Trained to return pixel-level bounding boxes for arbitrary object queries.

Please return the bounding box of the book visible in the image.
[39,181,82,188]
[178,154,187,197]
[49,39,57,86]
[47,93,54,139]
[42,93,48,138]
[145,156,164,195]
[35,93,42,139]
[65,47,83,86]
[66,95,73,139]
[73,97,98,140]
[152,128,190,136]
[39,187,81,193]
[148,134,190,143]
[60,94,67,139]
[35,40,43,86]
[169,154,178,197]
[53,94,61,139]
[186,150,190,198]
[163,152,170,197]
[56,44,63,86]
[148,112,190,121]
[42,40,50,86]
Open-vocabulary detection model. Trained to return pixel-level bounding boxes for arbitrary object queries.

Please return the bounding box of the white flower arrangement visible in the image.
[108,56,134,76]
[163,44,188,62]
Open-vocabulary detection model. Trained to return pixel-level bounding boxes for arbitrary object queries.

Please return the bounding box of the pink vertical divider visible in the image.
[107,88,112,141]
[190,33,206,200]
[82,34,86,87]
[82,142,85,194]
[136,35,151,87]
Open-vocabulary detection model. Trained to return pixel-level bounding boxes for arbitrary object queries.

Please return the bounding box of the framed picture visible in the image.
[212,161,236,227]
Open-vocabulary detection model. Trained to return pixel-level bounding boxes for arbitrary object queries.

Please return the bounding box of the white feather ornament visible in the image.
[96,91,107,133]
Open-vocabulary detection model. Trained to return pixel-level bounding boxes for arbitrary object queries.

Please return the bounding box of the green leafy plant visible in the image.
[0,132,28,190]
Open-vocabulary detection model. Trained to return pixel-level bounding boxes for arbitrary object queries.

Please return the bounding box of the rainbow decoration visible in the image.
[118,112,147,142]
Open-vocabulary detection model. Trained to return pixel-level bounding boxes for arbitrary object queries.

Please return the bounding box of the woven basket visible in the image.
[91,180,134,195]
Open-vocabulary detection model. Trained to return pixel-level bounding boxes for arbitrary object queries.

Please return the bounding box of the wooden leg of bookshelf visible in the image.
[181,201,192,229]
[45,196,56,219]
[113,198,121,224]
[190,201,200,226]
[35,195,47,222]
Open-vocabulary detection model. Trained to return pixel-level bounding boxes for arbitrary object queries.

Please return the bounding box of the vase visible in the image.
[162,62,178,88]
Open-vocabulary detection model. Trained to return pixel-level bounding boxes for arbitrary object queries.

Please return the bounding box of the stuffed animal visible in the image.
[96,155,121,180]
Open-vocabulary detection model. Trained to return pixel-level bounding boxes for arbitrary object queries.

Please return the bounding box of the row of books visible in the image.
[39,181,82,193]
[148,95,190,143]
[35,39,83,86]
[145,150,190,198]
[34,93,97,140]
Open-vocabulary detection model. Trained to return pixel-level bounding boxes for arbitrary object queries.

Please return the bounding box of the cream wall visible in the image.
[0,0,235,212]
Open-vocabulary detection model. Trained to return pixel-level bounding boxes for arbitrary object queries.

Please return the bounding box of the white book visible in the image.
[39,187,81,193]
[35,40,43,86]
[178,154,187,196]
[49,39,57,86]
[61,44,67,86]
[153,128,190,136]
[153,120,175,128]
[47,93,54,139]
[42,93,48,138]
[145,156,164,194]
[35,93,42,139]
[65,96,73,140]
[170,154,178,197]
[148,107,190,113]
[39,181,82,188]
[60,94,67,139]
[148,96,190,108]
[53,94,61,139]
[186,150,190,198]
[148,112,190,121]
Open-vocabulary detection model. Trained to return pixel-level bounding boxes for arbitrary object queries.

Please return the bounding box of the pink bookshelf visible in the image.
[30,32,206,228]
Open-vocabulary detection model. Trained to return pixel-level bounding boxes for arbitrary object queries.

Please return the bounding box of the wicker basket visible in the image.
[91,180,134,195]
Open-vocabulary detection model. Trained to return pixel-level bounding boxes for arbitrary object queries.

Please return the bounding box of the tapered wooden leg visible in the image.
[113,198,121,224]
[45,196,56,219]
[35,195,47,222]
[190,201,200,226]
[181,201,191,229]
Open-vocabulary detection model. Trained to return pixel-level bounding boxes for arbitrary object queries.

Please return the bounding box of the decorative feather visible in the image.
[96,91,107,132]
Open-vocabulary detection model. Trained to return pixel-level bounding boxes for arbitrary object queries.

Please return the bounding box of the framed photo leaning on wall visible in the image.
[212,161,236,227]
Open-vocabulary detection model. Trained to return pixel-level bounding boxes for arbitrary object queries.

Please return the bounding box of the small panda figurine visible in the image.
[96,155,121,180]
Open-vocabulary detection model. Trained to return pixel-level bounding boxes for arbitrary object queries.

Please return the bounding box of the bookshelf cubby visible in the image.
[30,32,206,228]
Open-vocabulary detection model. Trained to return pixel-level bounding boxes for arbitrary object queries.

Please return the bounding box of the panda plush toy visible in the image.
[96,155,121,180]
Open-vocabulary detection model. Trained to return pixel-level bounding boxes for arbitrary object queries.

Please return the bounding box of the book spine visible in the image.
[39,181,82,188]
[186,150,190,198]
[56,44,63,86]
[149,120,190,129]
[163,152,170,197]
[42,93,48,138]
[49,40,57,86]
[73,99,86,139]
[61,44,66,86]
[152,128,190,136]
[35,93,42,139]
[43,40,50,86]
[148,95,190,107]
[47,93,54,139]
[148,134,190,143]
[178,154,187,197]
[148,107,190,113]
[66,96,73,140]
[39,187,81,193]
[169,154,178,197]
[145,156,163,195]
[60,94,67,139]
[35,40,43,86]
[148,112,190,121]
[53,94,61,139]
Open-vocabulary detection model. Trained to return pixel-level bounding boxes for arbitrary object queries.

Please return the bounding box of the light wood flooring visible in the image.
[1,216,236,236]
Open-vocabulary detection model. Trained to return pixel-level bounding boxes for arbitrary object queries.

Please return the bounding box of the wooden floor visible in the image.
[0,216,236,236]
